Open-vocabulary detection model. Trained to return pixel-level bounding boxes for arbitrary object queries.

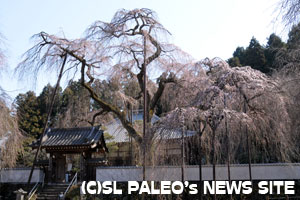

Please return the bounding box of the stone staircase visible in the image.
[36,183,69,200]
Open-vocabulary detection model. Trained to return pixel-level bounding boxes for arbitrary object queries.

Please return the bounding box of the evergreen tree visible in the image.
[265,33,286,71]
[58,80,91,127]
[233,47,246,64]
[287,22,300,49]
[37,84,62,127]
[228,37,269,73]
[91,79,118,110]
[244,37,267,72]
[227,56,241,67]
[276,22,300,71]
[228,47,245,67]
[15,91,43,138]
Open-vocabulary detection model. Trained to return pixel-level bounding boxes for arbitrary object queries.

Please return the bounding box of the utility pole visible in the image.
[143,31,147,182]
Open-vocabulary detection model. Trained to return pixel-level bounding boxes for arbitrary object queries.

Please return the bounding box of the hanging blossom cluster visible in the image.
[156,58,297,164]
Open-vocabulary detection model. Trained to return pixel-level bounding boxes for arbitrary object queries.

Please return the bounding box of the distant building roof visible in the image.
[154,129,196,140]
[104,110,159,143]
[32,126,107,152]
[104,110,196,143]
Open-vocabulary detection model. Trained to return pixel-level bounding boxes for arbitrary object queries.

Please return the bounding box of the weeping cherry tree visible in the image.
[16,8,192,166]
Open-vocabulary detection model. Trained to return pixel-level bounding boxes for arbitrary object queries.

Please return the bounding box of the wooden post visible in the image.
[129,107,133,165]
[48,153,53,183]
[244,100,252,183]
[224,94,232,200]
[198,130,203,200]
[181,109,185,182]
[212,128,216,200]
[80,153,84,182]
[197,120,206,200]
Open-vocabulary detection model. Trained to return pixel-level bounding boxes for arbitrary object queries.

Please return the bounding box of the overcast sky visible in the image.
[0,0,284,99]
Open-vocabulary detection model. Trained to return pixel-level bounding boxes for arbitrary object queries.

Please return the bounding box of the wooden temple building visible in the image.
[32,126,108,183]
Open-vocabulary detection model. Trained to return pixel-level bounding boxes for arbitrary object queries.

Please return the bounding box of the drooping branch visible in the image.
[20,32,145,144]
[90,110,107,126]
[80,60,143,144]
[277,0,300,28]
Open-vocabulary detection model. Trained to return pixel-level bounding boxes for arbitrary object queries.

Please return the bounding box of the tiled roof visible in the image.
[38,126,104,148]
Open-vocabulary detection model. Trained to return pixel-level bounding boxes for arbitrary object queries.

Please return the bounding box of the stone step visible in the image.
[36,197,58,200]
[39,192,65,195]
[36,184,70,200]
[43,185,69,188]
[36,195,59,200]
[41,188,67,192]
[37,194,59,197]
[47,183,69,186]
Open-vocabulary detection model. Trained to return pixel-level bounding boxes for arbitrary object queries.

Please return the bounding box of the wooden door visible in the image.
[55,154,66,182]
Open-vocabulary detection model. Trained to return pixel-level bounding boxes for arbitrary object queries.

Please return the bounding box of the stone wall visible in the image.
[96,163,300,181]
[0,168,43,183]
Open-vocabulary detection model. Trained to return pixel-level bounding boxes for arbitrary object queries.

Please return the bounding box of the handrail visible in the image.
[63,172,78,198]
[41,171,45,188]
[27,181,39,200]
[27,173,45,200]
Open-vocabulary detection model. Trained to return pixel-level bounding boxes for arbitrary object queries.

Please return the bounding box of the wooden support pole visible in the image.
[27,54,67,186]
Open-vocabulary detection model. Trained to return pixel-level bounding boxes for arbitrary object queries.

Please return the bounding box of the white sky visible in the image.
[0,0,285,99]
